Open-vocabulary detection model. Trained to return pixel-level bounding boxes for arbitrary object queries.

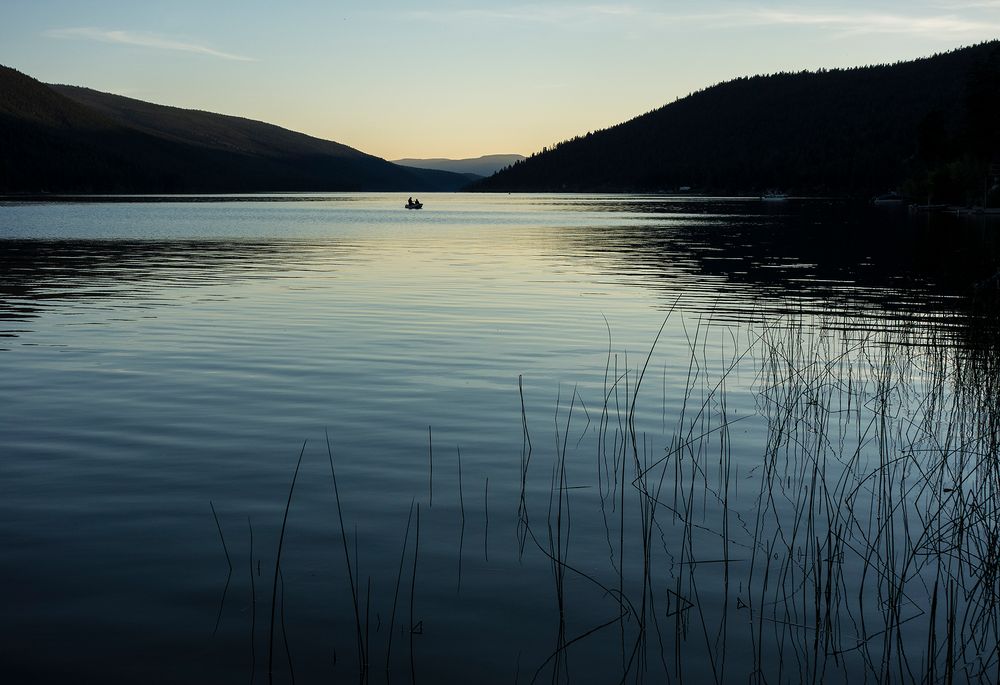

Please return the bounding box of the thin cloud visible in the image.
[931,1,1000,8]
[45,27,257,62]
[405,4,1000,37]
[740,9,1000,36]
[405,4,640,25]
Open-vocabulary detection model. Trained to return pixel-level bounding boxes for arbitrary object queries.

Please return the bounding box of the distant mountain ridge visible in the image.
[0,66,470,194]
[475,41,1000,197]
[392,154,526,178]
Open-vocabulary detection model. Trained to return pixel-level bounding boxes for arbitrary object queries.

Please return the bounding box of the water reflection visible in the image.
[0,239,352,337]
[555,201,1000,335]
[5,198,996,342]
[3,196,1000,683]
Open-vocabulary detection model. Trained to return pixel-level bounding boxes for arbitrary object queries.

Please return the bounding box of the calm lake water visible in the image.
[1,194,998,683]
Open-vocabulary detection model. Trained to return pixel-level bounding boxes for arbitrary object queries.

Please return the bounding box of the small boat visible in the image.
[760,191,788,202]
[405,200,423,210]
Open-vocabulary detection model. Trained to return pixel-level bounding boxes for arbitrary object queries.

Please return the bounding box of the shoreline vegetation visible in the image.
[214,304,1000,683]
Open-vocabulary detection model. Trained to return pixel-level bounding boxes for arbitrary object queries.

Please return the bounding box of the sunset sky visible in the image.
[3,1,999,159]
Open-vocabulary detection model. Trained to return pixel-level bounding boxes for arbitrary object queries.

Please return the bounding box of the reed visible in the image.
[210,500,233,637]
[215,304,1000,683]
[386,500,415,676]
[210,500,233,574]
[325,431,367,679]
[409,503,421,684]
[267,441,305,684]
[248,516,257,685]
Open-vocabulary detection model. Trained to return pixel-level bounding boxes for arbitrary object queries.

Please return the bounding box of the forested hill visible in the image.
[393,154,527,177]
[475,41,1000,198]
[0,66,469,194]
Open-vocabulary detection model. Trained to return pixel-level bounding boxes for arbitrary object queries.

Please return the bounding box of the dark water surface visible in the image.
[1,194,998,683]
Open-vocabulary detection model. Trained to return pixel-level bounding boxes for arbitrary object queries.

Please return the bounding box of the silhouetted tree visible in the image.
[964,46,1000,162]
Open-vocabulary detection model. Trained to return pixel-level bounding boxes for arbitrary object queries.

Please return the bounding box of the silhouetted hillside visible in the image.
[475,42,1000,199]
[0,66,469,193]
[51,85,367,161]
[393,154,526,177]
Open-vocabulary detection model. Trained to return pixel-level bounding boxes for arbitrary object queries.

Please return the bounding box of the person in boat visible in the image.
[408,197,413,205]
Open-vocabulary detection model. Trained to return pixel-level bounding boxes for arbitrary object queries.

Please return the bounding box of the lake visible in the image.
[1,193,998,683]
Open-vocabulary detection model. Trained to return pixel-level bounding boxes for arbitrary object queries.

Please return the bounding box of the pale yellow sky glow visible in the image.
[3,1,999,159]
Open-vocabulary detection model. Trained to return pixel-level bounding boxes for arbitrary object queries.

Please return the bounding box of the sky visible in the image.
[2,1,999,160]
